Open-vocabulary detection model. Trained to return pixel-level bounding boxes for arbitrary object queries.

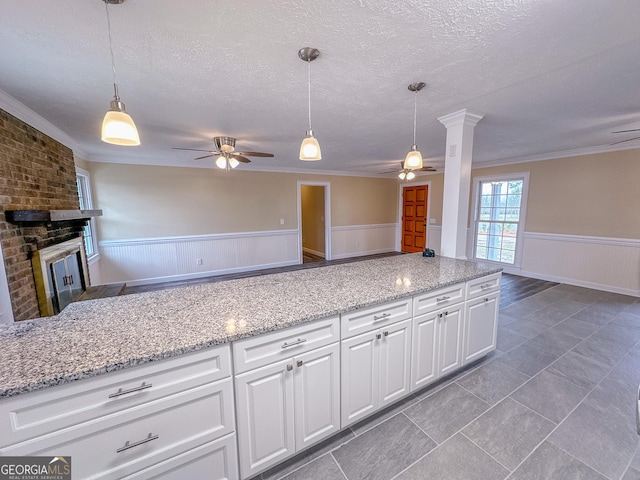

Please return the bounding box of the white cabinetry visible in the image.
[234,317,340,479]
[463,273,501,365]
[340,299,412,427]
[0,345,238,480]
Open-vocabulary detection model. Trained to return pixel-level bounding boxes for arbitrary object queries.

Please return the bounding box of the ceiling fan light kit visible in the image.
[100,0,140,146]
[172,136,274,171]
[404,82,427,169]
[298,47,322,161]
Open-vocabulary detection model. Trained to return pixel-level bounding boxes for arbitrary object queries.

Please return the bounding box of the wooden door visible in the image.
[402,185,428,253]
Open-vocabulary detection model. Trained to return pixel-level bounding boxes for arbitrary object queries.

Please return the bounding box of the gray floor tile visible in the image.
[631,447,640,470]
[503,318,550,340]
[570,305,617,326]
[332,414,435,480]
[525,329,583,356]
[622,467,640,480]
[573,334,630,367]
[501,302,540,319]
[496,327,529,353]
[524,305,573,327]
[510,370,589,423]
[350,393,419,436]
[624,301,640,318]
[532,288,568,303]
[593,322,640,348]
[549,317,601,340]
[462,398,554,471]
[546,350,610,390]
[548,399,639,480]
[548,299,589,316]
[612,312,640,329]
[393,433,509,480]
[496,343,559,376]
[509,442,607,480]
[280,454,346,480]
[403,383,490,444]
[261,429,354,480]
[499,312,520,327]
[456,361,530,405]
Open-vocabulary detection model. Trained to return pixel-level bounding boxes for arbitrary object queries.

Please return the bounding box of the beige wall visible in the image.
[87,162,399,241]
[301,185,325,254]
[469,149,640,238]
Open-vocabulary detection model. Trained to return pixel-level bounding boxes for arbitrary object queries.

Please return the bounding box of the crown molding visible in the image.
[438,109,485,128]
[0,87,88,159]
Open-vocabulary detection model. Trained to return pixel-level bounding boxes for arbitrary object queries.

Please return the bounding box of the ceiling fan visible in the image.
[173,136,274,170]
[379,161,437,180]
[610,128,640,146]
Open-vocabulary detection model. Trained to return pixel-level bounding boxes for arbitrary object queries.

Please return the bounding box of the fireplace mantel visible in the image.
[5,209,102,224]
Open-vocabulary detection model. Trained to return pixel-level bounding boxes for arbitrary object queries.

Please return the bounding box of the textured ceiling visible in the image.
[1,0,640,175]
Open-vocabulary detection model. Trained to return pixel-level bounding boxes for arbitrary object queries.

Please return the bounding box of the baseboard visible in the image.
[515,269,640,298]
[123,260,300,287]
[302,247,326,258]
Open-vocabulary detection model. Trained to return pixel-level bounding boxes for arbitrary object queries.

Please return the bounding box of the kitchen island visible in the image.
[0,254,501,479]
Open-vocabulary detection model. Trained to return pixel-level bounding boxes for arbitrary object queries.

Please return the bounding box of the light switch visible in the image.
[280,218,285,225]
[429,218,436,224]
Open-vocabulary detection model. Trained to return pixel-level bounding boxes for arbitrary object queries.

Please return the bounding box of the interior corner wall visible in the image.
[87,162,399,285]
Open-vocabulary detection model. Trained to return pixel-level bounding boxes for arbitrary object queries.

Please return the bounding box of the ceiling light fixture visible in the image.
[298,47,321,161]
[398,170,416,181]
[100,0,140,146]
[215,155,239,170]
[404,82,426,169]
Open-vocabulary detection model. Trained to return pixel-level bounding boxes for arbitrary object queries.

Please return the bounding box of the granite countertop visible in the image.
[0,254,501,400]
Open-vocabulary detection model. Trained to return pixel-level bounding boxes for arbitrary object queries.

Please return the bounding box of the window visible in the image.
[76,169,98,259]
[472,173,529,266]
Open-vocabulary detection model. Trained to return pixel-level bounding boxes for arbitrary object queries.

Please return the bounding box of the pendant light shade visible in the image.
[298,47,321,161]
[404,82,426,169]
[101,0,140,146]
[216,156,227,169]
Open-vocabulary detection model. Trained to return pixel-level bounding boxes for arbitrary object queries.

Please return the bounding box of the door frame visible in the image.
[297,181,332,262]
[396,181,431,252]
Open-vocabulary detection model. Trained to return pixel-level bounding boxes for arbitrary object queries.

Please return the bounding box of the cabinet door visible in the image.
[235,359,294,478]
[294,343,340,451]
[437,303,464,377]
[411,311,439,391]
[341,330,379,427]
[463,291,499,364]
[378,319,412,407]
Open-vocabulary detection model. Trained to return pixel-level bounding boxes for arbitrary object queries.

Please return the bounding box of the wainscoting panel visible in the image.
[331,224,398,260]
[520,232,640,296]
[426,226,442,254]
[97,230,300,286]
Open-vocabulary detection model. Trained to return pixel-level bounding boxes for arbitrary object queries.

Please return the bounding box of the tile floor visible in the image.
[253,278,640,480]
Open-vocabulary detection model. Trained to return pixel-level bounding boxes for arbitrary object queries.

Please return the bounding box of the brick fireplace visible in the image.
[0,108,84,321]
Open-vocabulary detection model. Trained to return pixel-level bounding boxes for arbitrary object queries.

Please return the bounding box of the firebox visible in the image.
[31,238,89,316]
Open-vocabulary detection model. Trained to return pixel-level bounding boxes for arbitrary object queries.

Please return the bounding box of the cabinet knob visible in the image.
[287,364,293,371]
[383,331,389,337]
[297,360,303,367]
[484,297,489,302]
[376,333,382,340]
[444,311,449,316]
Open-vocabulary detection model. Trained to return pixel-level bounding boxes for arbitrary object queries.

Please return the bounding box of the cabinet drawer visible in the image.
[0,345,231,447]
[466,272,501,300]
[1,379,235,480]
[233,316,339,374]
[341,298,412,339]
[413,283,465,316]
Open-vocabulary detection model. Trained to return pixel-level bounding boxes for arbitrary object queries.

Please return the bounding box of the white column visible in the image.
[437,109,484,259]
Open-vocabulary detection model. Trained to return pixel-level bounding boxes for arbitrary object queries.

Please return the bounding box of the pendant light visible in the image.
[298,47,321,161]
[404,82,426,169]
[100,0,140,146]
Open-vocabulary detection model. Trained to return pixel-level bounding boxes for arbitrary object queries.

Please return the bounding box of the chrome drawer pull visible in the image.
[109,382,153,399]
[282,338,307,349]
[480,283,493,289]
[436,296,450,302]
[373,313,391,321]
[117,433,159,453]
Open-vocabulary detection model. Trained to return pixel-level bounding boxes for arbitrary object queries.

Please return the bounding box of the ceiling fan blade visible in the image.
[612,129,640,134]
[417,167,437,171]
[236,151,274,157]
[231,155,252,163]
[172,147,215,153]
[378,170,401,174]
[610,136,640,146]
[194,154,216,160]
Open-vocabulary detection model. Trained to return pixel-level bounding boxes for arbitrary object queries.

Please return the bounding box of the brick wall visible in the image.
[0,108,81,321]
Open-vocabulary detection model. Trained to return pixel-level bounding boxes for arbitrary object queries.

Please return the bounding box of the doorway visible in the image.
[400,183,430,253]
[297,181,331,263]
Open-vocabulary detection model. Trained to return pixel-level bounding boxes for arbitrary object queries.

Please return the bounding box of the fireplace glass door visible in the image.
[49,252,86,314]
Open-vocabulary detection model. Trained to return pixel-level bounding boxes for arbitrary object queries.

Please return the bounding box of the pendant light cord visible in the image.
[413,90,417,146]
[307,60,312,131]
[105,1,119,99]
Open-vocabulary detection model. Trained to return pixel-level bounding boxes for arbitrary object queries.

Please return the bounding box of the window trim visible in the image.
[76,167,100,262]
[471,171,530,268]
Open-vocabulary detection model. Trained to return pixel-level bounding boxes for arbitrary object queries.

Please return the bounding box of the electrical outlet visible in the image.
[196,258,203,265]
[280,218,285,225]
[356,242,361,248]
